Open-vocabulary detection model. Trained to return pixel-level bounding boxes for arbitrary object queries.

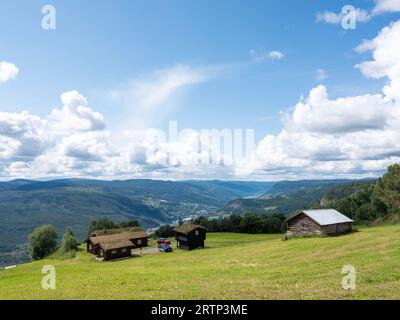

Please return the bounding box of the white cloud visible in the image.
[250,49,285,63]
[112,64,220,112]
[316,11,342,24]
[0,61,19,84]
[133,64,217,110]
[268,51,285,60]
[60,131,118,161]
[356,20,400,101]
[109,64,223,129]
[316,68,328,81]
[0,91,115,179]
[316,8,371,24]
[286,85,393,134]
[48,90,106,134]
[0,111,52,162]
[373,0,400,14]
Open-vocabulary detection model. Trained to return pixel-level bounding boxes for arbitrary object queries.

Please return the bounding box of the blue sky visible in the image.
[0,1,389,133]
[1,0,400,180]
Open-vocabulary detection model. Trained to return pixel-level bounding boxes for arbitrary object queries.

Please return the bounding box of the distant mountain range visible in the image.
[216,179,367,216]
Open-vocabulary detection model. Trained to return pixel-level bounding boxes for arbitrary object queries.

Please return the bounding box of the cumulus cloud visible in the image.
[0,111,51,162]
[49,90,106,134]
[285,85,393,134]
[250,49,285,63]
[60,131,118,161]
[0,91,116,179]
[373,0,400,15]
[356,20,400,101]
[0,61,19,83]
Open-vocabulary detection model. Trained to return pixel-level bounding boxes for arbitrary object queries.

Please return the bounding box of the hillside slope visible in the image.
[0,179,275,266]
[1,225,399,300]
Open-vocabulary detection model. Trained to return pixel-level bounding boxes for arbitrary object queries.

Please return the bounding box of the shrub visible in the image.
[61,227,79,253]
[29,225,58,260]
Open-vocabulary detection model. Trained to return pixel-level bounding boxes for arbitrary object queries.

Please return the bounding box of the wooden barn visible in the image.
[287,209,353,236]
[174,224,206,250]
[86,229,150,261]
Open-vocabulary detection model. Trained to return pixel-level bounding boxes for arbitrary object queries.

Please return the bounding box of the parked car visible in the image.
[158,243,173,253]
[157,238,171,245]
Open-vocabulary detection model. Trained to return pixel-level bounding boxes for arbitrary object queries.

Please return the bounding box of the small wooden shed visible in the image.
[174,224,206,250]
[287,209,353,236]
[98,239,136,261]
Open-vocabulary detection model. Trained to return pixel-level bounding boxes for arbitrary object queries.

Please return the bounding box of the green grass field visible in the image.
[1,225,400,300]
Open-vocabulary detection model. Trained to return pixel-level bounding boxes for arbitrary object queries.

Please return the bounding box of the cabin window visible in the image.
[121,248,127,253]
[137,239,142,245]
[195,230,199,236]
[111,250,117,254]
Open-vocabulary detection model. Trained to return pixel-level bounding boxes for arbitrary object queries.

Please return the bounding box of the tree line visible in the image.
[154,213,287,237]
[88,218,140,235]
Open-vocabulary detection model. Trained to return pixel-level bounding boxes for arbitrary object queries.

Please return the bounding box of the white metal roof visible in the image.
[301,209,354,226]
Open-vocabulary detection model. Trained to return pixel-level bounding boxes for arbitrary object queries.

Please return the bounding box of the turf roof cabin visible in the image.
[174,224,206,250]
[87,229,150,261]
[287,209,354,236]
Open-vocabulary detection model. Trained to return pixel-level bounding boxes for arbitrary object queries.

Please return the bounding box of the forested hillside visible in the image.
[318,164,400,224]
[217,179,355,216]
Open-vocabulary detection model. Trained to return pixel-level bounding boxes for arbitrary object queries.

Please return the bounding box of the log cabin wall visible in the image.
[130,237,148,248]
[103,247,133,261]
[87,240,98,254]
[322,222,352,235]
[287,213,323,235]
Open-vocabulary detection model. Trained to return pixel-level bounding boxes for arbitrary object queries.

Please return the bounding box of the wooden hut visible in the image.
[86,230,150,261]
[174,224,206,250]
[97,239,136,261]
[286,209,353,236]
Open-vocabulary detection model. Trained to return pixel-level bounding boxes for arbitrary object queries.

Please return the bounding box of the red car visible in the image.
[157,238,171,245]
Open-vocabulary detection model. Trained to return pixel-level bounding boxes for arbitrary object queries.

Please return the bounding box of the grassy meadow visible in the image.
[1,225,400,300]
